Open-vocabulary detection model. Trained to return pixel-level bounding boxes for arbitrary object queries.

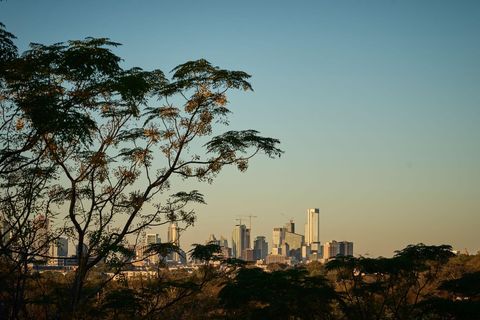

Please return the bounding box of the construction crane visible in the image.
[238,215,257,230]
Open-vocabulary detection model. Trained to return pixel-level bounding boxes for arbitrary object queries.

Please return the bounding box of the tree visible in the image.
[1,23,66,319]
[189,241,222,264]
[218,267,338,319]
[325,243,455,320]
[417,271,480,319]
[0,23,283,316]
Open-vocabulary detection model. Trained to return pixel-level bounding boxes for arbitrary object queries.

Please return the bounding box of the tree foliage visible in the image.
[324,244,457,320]
[0,22,282,317]
[219,267,337,319]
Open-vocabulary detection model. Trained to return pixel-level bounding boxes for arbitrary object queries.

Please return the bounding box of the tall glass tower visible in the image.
[305,208,320,245]
[231,224,247,259]
[168,222,180,262]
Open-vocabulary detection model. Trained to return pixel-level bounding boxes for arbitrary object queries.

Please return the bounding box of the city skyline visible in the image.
[36,207,353,265]
[1,1,479,257]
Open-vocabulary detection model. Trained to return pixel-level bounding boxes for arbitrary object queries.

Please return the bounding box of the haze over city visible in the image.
[2,0,479,257]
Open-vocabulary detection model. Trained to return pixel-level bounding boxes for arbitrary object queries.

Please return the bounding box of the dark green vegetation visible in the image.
[0,23,282,318]
[1,242,480,319]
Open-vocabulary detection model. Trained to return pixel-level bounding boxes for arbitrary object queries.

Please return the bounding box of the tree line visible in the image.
[2,239,480,319]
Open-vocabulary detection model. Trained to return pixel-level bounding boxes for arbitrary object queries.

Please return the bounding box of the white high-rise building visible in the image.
[167,223,179,245]
[305,208,320,245]
[168,222,181,262]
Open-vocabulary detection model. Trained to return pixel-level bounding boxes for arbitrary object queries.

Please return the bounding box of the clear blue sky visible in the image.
[2,0,479,256]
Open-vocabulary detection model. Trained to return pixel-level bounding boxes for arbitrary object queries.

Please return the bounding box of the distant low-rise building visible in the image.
[242,248,256,262]
[323,240,339,260]
[265,254,290,265]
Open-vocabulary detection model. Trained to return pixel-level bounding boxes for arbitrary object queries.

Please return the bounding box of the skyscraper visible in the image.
[272,227,285,248]
[48,237,68,266]
[305,208,320,245]
[168,222,180,262]
[145,233,161,265]
[245,228,251,250]
[253,236,268,260]
[232,224,247,259]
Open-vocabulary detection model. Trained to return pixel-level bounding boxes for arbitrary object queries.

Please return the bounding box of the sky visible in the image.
[1,0,479,257]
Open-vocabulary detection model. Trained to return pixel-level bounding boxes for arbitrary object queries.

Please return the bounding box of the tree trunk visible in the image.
[70,249,89,314]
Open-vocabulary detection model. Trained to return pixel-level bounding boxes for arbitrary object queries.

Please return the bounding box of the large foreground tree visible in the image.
[0,23,282,317]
